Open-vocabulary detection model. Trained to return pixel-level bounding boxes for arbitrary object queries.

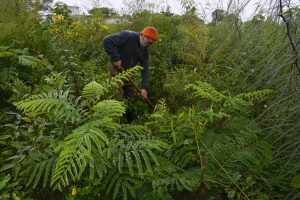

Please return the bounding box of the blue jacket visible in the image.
[103,30,150,90]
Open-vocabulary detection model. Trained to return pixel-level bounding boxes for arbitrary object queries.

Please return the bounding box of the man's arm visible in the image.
[103,31,128,62]
[139,51,150,99]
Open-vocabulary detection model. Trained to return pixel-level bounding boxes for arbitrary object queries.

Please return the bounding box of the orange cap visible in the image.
[141,27,158,41]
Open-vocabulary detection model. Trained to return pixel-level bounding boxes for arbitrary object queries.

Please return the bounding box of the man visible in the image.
[103,27,158,102]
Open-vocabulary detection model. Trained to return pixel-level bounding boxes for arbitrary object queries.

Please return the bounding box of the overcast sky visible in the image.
[52,0,300,21]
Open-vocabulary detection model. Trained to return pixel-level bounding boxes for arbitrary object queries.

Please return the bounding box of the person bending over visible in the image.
[103,27,158,102]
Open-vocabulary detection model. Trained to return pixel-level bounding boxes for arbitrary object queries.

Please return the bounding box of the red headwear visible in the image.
[141,27,158,41]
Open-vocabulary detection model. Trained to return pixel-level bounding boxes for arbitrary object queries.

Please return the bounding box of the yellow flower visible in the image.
[72,189,77,195]
[101,25,108,30]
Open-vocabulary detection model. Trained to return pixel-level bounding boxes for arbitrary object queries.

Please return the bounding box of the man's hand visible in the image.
[113,60,122,69]
[139,89,147,99]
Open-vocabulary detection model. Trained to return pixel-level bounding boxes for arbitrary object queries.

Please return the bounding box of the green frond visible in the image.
[18,55,43,68]
[123,175,141,185]
[223,96,253,114]
[82,80,104,100]
[102,65,143,92]
[136,139,169,151]
[32,160,47,189]
[124,180,136,198]
[92,100,126,118]
[121,125,148,136]
[51,117,119,189]
[118,152,124,173]
[122,65,144,78]
[105,167,117,186]
[107,172,121,195]
[26,162,42,187]
[223,117,262,134]
[17,91,85,123]
[122,182,127,200]
[132,150,143,177]
[146,149,160,166]
[185,81,224,102]
[140,150,153,173]
[178,52,204,68]
[201,129,229,147]
[0,67,17,82]
[125,152,134,177]
[18,71,33,81]
[237,89,273,102]
[13,48,29,55]
[0,46,9,53]
[104,134,167,182]
[177,177,194,191]
[94,158,104,178]
[113,176,123,199]
[202,131,272,180]
[0,52,13,57]
[43,158,55,188]
[51,146,83,189]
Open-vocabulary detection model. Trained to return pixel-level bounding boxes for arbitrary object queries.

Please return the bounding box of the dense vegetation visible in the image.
[1,0,300,199]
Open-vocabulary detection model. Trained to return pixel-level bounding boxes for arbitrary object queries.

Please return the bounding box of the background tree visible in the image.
[52,1,71,18]
[160,5,173,16]
[88,7,116,18]
[212,9,225,26]
[39,0,54,11]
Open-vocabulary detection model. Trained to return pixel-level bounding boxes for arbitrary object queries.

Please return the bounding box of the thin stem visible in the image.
[192,124,206,200]
[198,152,208,200]
[279,0,300,74]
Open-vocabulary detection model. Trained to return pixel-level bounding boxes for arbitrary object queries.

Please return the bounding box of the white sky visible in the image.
[52,0,300,22]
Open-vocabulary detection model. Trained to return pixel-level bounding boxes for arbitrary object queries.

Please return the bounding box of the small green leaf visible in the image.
[58,75,66,90]
[0,135,11,140]
[12,164,21,180]
[159,129,172,132]
[44,77,54,84]
[172,131,176,144]
[2,150,13,155]
[42,58,50,66]
[22,117,31,123]
[291,174,300,188]
[0,163,16,172]
[228,190,236,198]
[43,85,55,92]
[0,174,11,190]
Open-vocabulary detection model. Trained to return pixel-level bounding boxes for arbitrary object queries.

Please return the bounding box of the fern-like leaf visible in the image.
[82,81,104,99]
[185,81,224,102]
[92,100,126,118]
[32,160,47,189]
[26,162,42,187]
[43,158,55,188]
[17,91,85,123]
[19,55,43,68]
[0,67,17,82]
[236,89,273,101]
